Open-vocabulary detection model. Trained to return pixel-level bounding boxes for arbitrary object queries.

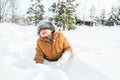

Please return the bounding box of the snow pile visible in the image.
[0,23,120,80]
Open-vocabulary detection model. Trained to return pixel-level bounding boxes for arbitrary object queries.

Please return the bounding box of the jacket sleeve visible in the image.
[62,33,73,54]
[34,40,44,64]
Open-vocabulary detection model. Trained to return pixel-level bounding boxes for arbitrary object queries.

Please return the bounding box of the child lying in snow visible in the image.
[34,20,73,66]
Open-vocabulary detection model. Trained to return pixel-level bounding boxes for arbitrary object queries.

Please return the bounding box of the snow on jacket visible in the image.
[34,31,72,64]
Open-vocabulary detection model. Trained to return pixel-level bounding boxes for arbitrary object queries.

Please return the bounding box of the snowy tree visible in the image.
[118,7,120,16]
[100,9,106,25]
[49,0,78,30]
[117,7,120,21]
[48,2,57,20]
[108,7,120,25]
[27,0,44,25]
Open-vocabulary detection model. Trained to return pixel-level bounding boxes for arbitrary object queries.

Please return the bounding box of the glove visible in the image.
[57,51,72,66]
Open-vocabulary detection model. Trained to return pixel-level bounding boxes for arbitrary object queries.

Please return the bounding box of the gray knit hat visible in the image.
[37,20,55,35]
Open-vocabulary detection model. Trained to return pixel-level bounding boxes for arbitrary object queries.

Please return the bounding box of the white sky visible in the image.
[18,0,31,15]
[82,0,118,12]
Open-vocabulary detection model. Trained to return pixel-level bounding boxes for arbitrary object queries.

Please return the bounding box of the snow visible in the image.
[0,23,120,80]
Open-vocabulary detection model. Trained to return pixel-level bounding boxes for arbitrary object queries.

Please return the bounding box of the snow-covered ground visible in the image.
[0,23,120,80]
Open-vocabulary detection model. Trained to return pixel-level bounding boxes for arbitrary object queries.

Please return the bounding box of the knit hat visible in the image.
[37,20,55,35]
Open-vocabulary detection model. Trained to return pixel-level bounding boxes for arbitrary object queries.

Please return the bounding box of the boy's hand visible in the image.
[57,51,71,66]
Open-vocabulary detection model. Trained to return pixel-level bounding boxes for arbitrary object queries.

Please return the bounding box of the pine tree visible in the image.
[49,0,78,30]
[27,0,44,25]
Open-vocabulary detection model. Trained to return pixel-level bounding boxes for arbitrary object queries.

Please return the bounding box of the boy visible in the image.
[34,20,73,65]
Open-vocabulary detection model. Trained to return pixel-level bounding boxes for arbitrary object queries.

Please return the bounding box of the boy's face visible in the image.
[40,28,52,38]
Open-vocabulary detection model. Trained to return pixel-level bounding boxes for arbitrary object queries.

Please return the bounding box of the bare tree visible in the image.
[9,0,20,23]
[100,9,106,25]
[0,0,9,22]
[89,5,96,21]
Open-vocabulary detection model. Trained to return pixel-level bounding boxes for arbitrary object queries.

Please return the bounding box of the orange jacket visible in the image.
[34,31,72,64]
